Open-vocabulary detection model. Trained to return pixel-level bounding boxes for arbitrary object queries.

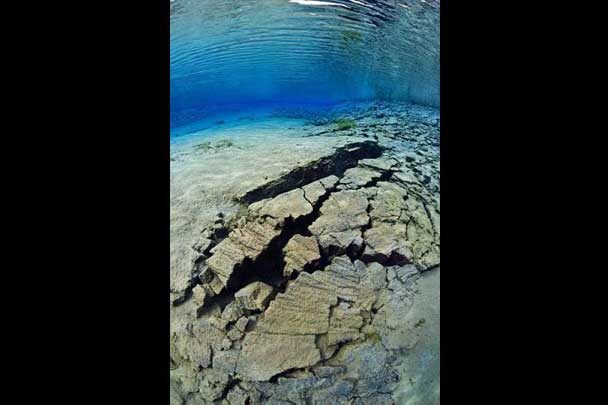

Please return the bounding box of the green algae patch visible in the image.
[333,119,357,131]
[193,139,235,153]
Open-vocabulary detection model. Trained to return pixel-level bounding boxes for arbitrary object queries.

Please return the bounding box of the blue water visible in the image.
[170,0,439,133]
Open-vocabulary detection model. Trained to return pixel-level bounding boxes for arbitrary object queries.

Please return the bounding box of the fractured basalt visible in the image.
[201,174,339,301]
[308,190,370,256]
[170,105,440,403]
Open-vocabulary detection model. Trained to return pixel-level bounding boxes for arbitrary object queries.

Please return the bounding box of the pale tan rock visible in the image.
[315,255,362,302]
[301,180,326,206]
[282,234,321,277]
[192,237,214,254]
[171,321,226,369]
[308,190,369,254]
[170,247,200,305]
[234,282,274,312]
[420,246,440,270]
[404,195,439,269]
[192,285,207,307]
[227,327,245,341]
[209,315,229,331]
[359,156,399,172]
[235,316,250,332]
[392,170,420,186]
[206,239,247,287]
[206,217,281,291]
[320,175,340,190]
[369,182,408,225]
[338,166,382,190]
[207,273,225,295]
[228,217,282,258]
[236,333,321,381]
[204,186,320,300]
[310,190,369,232]
[257,188,313,222]
[362,224,412,265]
[326,303,364,347]
[191,285,207,317]
[257,256,361,335]
[257,271,334,335]
[357,261,388,311]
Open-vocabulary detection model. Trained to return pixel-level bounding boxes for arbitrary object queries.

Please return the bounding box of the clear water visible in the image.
[170,0,439,132]
[170,3,440,401]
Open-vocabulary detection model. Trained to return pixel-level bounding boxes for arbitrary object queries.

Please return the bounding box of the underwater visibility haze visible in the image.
[170,1,440,404]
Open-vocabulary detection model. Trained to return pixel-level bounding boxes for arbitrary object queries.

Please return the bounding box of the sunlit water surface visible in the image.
[170,0,439,133]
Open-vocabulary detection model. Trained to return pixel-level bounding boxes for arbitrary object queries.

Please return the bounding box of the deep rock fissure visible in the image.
[220,179,341,303]
[238,141,383,204]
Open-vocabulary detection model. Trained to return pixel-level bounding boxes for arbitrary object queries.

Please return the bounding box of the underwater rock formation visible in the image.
[170,102,440,404]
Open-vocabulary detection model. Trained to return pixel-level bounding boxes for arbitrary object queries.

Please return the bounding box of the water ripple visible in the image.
[171,0,439,114]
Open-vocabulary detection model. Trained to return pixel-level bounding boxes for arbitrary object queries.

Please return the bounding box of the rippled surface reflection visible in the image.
[171,0,439,128]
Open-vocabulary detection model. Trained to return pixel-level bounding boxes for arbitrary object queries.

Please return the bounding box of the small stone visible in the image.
[234,282,274,311]
[208,316,229,331]
[220,337,233,351]
[227,327,244,341]
[235,316,250,332]
[221,301,246,323]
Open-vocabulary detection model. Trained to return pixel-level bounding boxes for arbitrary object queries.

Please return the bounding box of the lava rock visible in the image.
[282,234,321,277]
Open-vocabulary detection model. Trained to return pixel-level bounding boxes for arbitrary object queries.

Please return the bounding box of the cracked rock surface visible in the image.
[170,101,439,404]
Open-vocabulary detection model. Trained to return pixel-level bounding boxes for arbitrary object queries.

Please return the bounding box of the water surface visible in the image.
[170,0,439,131]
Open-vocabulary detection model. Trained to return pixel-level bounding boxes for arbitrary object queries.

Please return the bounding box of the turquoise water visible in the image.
[170,0,439,133]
